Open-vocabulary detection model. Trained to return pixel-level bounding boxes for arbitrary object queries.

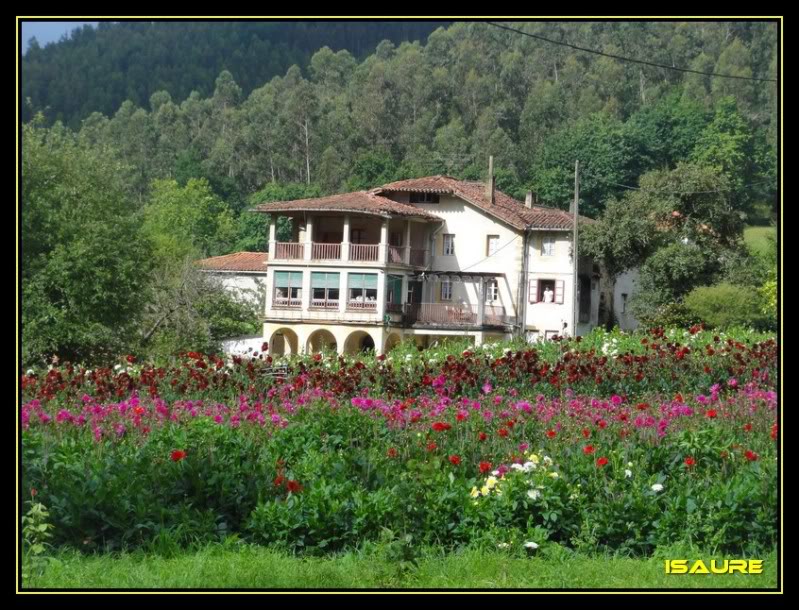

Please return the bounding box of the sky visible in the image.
[20,21,98,53]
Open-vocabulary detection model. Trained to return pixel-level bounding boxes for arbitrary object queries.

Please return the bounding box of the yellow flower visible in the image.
[548,472,559,479]
[486,476,498,489]
[469,486,480,498]
[480,485,490,496]
[529,454,540,464]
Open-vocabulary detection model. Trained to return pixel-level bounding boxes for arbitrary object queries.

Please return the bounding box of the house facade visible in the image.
[254,168,606,356]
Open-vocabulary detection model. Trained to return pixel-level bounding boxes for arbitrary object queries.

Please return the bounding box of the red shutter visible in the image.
[555,280,565,304]
[529,278,538,303]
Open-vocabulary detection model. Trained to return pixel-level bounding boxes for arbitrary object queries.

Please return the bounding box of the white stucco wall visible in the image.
[614,269,640,330]
[205,272,267,307]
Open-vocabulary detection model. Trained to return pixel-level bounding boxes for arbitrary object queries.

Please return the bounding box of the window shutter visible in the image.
[555,280,565,304]
[529,278,538,303]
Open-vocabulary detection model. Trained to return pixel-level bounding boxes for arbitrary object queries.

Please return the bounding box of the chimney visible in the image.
[525,191,534,208]
[486,156,495,204]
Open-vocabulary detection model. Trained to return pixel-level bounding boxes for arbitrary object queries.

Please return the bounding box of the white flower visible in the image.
[543,456,553,466]
[497,542,511,549]
[511,463,525,471]
[627,462,633,468]
[527,489,541,500]
[491,470,500,476]
[26,369,34,376]
[651,483,664,492]
[405,354,413,361]
[522,461,536,472]
[625,469,633,478]
[524,541,539,550]
[114,364,122,371]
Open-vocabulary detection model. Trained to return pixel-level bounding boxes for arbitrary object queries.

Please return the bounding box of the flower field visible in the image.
[21,328,779,558]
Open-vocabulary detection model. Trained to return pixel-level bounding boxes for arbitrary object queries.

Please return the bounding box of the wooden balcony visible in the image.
[274,242,304,260]
[347,299,378,311]
[349,243,379,262]
[405,303,510,327]
[272,296,303,309]
[310,298,340,309]
[311,242,341,260]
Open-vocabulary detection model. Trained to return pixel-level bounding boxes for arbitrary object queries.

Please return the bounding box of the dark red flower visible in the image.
[546,429,557,439]
[582,428,591,439]
[771,423,778,441]
[479,461,492,474]
[706,409,718,419]
[126,354,136,363]
[170,450,187,462]
[684,456,696,467]
[387,447,398,459]
[478,432,488,442]
[261,342,269,352]
[432,422,452,432]
[598,419,607,429]
[273,475,286,487]
[743,423,753,433]
[636,403,650,411]
[745,450,759,462]
[583,445,595,455]
[595,456,608,468]
[449,455,461,466]
[426,441,437,452]
[286,480,302,493]
[30,488,37,498]
[498,428,509,438]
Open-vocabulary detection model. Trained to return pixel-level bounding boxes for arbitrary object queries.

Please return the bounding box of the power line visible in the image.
[485,22,778,83]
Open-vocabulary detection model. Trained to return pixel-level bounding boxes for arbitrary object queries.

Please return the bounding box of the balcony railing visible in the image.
[387,245,407,264]
[274,242,304,260]
[310,298,340,309]
[405,303,509,327]
[311,242,341,260]
[347,299,378,311]
[349,243,379,262]
[272,296,302,308]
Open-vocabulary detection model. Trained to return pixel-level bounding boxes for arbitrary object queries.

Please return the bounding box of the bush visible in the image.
[684,283,770,330]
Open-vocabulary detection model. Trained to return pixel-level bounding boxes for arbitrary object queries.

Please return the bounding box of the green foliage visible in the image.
[684,283,771,330]
[21,120,152,365]
[142,178,236,263]
[22,498,54,584]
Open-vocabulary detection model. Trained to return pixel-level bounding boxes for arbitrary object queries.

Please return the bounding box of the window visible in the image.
[621,293,628,314]
[409,192,440,204]
[486,235,500,256]
[486,279,499,303]
[443,234,455,256]
[273,271,303,307]
[311,272,340,308]
[348,273,378,309]
[440,277,452,301]
[528,278,564,304]
[386,275,403,309]
[351,229,365,244]
[389,232,403,247]
[541,235,555,256]
[579,275,591,323]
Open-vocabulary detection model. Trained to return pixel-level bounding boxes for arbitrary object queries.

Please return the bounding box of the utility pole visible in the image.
[572,160,580,338]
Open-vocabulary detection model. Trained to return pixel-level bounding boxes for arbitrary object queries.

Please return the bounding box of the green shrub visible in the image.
[684,283,770,330]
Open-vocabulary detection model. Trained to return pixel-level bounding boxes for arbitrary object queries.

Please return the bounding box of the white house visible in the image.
[251,162,630,356]
[196,251,269,308]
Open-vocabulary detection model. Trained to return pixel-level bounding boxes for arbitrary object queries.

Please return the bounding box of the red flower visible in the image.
[126,354,136,363]
[598,419,607,429]
[546,429,557,439]
[720,450,729,459]
[684,456,696,467]
[743,423,753,433]
[427,441,437,452]
[498,428,509,438]
[273,474,286,487]
[30,488,37,498]
[478,432,488,442]
[771,423,778,441]
[745,450,759,462]
[432,422,452,432]
[387,447,398,459]
[261,342,269,352]
[312,353,322,361]
[479,461,492,474]
[449,455,461,466]
[636,403,649,411]
[583,445,595,455]
[170,450,187,462]
[595,456,608,468]
[582,428,591,439]
[706,409,718,419]
[286,480,302,493]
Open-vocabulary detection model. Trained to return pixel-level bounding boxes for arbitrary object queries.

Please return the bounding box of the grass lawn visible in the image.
[744,225,777,257]
[21,545,779,590]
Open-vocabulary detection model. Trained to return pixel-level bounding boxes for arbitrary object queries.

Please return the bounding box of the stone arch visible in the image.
[343,330,377,355]
[269,328,299,356]
[306,329,338,354]
[384,332,402,353]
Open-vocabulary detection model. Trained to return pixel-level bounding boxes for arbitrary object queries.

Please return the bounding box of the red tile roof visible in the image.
[375,176,593,231]
[251,191,442,220]
[196,252,268,273]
